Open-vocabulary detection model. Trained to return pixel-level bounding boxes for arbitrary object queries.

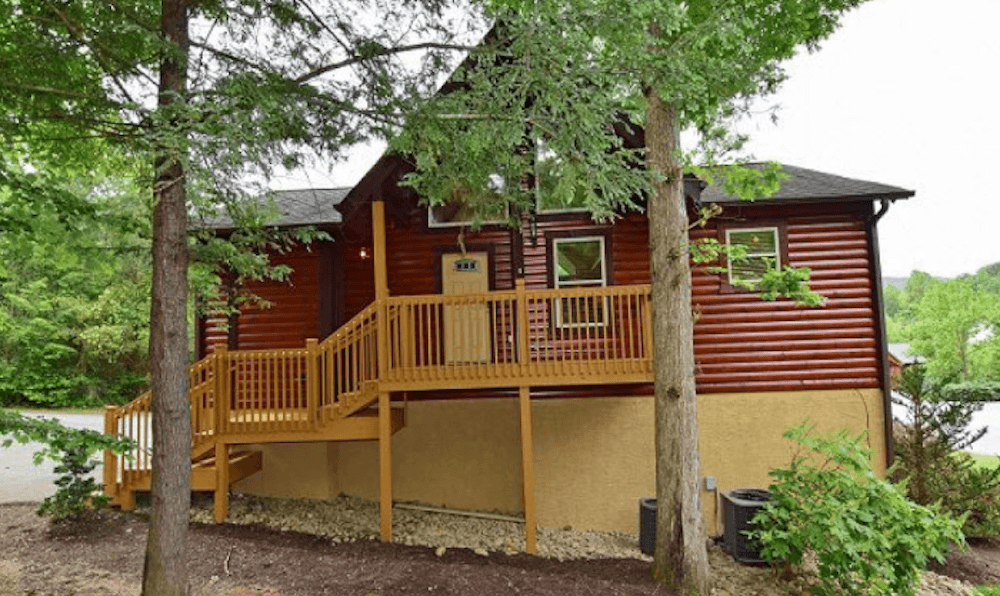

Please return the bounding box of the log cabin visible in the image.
[103,159,912,553]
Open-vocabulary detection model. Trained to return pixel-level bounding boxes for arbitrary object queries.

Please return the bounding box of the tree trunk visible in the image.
[645,88,711,593]
[142,1,191,594]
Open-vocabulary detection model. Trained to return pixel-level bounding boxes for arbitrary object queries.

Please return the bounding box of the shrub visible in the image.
[0,410,133,520]
[749,423,965,596]
[892,364,1000,536]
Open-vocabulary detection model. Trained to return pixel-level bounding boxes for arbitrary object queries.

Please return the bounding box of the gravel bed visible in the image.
[189,493,976,596]
[190,493,647,561]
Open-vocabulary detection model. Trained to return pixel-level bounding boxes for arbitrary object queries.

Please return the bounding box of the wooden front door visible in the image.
[442,252,490,363]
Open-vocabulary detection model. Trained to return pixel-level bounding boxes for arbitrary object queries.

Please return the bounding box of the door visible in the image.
[442,252,490,363]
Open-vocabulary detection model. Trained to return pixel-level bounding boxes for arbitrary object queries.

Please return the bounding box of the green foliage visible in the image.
[884,270,1000,381]
[892,364,1000,537]
[0,160,152,407]
[750,423,965,596]
[0,409,133,521]
[691,239,824,306]
[975,586,1000,596]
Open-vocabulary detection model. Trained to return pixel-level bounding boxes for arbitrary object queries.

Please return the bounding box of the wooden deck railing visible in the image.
[383,282,653,389]
[317,302,379,418]
[104,283,654,492]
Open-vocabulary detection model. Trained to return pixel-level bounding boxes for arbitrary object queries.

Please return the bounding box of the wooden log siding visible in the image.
[691,214,881,394]
[201,248,325,353]
[202,197,883,399]
[383,211,515,295]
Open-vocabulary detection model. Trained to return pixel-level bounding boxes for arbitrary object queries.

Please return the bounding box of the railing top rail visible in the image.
[385,283,652,305]
[320,301,379,349]
[225,347,310,358]
[188,352,216,373]
[524,284,652,297]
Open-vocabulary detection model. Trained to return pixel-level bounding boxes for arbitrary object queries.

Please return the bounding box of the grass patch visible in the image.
[976,586,1000,595]
[966,452,1000,471]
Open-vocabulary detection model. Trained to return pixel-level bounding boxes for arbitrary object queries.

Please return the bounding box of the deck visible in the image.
[103,203,655,554]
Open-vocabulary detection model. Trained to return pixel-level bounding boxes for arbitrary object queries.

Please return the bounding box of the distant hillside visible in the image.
[883,276,910,291]
[882,262,1000,294]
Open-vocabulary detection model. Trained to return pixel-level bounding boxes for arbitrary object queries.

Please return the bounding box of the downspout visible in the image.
[866,198,894,469]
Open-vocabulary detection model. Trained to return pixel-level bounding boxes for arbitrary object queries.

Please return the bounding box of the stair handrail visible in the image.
[317,300,380,413]
[104,351,220,494]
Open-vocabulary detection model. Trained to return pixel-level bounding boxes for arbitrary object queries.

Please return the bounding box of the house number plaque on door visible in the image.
[453,258,480,272]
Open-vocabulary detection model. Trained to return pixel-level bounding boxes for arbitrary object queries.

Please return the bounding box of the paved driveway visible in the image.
[0,412,105,503]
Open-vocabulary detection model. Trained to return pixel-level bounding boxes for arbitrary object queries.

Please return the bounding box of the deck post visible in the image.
[215,345,228,437]
[372,200,389,303]
[641,293,654,362]
[373,201,390,381]
[103,406,118,502]
[214,441,230,523]
[518,385,537,554]
[515,278,530,376]
[378,390,393,542]
[306,338,320,426]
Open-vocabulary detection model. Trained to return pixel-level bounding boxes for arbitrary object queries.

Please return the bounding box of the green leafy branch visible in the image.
[0,410,134,520]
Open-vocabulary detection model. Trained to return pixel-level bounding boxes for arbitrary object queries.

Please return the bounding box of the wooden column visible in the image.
[373,201,390,380]
[378,390,393,542]
[103,406,118,503]
[519,385,537,554]
[215,345,228,437]
[372,200,389,302]
[373,201,393,543]
[213,442,230,523]
[306,338,320,426]
[515,278,530,375]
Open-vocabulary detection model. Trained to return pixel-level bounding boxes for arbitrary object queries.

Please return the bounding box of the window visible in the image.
[427,176,508,228]
[535,141,589,213]
[428,199,507,228]
[553,236,607,327]
[726,227,780,286]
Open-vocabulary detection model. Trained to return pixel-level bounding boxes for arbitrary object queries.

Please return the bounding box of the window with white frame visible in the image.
[535,146,589,213]
[427,175,508,228]
[427,199,507,228]
[726,227,780,286]
[553,236,607,327]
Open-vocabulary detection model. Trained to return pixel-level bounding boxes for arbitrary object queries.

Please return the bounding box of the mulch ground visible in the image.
[0,503,671,596]
[0,502,995,596]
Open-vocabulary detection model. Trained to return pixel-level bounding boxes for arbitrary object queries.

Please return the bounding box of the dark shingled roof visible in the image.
[203,188,351,229]
[700,164,915,204]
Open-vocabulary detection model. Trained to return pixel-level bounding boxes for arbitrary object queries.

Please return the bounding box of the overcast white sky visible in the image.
[739,0,1000,279]
[273,0,999,280]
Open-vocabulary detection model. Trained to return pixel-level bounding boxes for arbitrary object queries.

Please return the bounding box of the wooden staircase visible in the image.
[103,300,403,516]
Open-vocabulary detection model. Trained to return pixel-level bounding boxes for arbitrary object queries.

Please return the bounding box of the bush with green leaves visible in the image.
[0,410,133,520]
[749,423,965,596]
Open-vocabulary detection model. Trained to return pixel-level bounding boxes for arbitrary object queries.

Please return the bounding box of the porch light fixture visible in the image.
[359,247,369,259]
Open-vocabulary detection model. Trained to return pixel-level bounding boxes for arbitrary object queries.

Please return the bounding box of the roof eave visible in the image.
[703,189,915,206]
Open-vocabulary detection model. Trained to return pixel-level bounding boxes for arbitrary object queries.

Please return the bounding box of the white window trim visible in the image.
[725,227,781,286]
[553,236,608,328]
[537,204,590,215]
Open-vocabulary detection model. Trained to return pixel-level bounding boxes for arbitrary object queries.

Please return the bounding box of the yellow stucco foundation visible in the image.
[232,442,337,500]
[233,388,886,536]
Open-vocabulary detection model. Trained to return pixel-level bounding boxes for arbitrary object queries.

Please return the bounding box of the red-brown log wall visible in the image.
[383,209,516,293]
[691,205,880,394]
[203,199,883,397]
[202,245,326,353]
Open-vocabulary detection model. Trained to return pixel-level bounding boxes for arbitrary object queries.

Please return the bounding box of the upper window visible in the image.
[428,199,507,228]
[726,227,780,286]
[553,236,607,327]
[535,142,589,213]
